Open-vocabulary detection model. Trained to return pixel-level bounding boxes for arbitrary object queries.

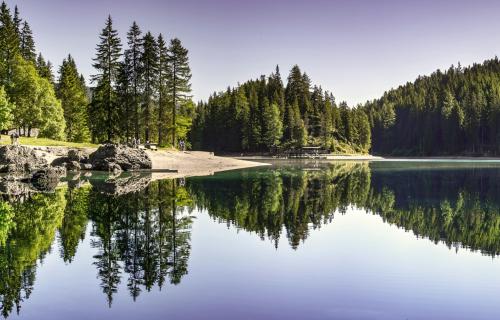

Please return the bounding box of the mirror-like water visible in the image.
[1,161,500,319]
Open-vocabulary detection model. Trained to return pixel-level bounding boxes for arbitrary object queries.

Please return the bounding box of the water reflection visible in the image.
[0,162,500,317]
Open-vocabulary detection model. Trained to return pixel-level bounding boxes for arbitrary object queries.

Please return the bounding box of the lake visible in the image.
[1,160,500,319]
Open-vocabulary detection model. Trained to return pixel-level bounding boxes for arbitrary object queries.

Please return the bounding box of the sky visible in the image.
[6,0,500,105]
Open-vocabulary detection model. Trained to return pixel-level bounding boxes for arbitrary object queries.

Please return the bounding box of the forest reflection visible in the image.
[1,162,500,316]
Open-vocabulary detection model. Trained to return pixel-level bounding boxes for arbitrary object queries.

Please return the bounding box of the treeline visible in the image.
[90,17,193,145]
[190,65,371,153]
[365,58,500,156]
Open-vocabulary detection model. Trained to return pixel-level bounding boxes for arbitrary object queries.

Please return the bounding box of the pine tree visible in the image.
[20,21,36,62]
[91,15,122,142]
[261,99,283,149]
[116,57,132,140]
[166,38,191,146]
[235,87,250,150]
[125,21,143,139]
[57,55,90,142]
[248,86,261,149]
[36,53,54,84]
[0,2,19,87]
[157,34,168,146]
[13,5,20,37]
[141,31,158,142]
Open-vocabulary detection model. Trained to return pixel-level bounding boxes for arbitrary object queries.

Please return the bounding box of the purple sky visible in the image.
[6,0,500,105]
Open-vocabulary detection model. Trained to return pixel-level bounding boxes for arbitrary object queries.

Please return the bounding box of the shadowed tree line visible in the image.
[190,66,371,154]
[364,58,500,156]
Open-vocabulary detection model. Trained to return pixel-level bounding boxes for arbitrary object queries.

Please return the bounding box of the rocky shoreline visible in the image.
[0,144,267,194]
[0,143,153,192]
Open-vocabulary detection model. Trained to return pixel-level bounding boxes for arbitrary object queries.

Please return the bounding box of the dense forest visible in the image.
[193,57,500,156]
[365,58,500,156]
[190,65,371,153]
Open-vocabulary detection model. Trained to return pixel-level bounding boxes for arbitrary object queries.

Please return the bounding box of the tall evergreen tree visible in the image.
[141,31,158,142]
[12,5,20,36]
[116,57,132,140]
[0,2,19,87]
[91,15,122,142]
[36,53,54,84]
[20,21,36,62]
[166,38,191,146]
[125,21,143,139]
[157,34,168,146]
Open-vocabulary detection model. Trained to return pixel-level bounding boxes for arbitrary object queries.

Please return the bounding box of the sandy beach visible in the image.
[147,150,269,179]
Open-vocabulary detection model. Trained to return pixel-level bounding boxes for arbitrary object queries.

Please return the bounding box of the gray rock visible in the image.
[89,144,152,171]
[66,161,81,171]
[30,167,65,191]
[81,163,93,170]
[51,157,68,167]
[67,149,82,161]
[0,145,48,173]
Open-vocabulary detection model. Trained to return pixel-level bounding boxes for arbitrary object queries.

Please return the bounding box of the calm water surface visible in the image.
[2,161,500,319]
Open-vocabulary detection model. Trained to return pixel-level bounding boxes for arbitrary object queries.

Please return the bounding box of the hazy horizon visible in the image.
[7,0,500,105]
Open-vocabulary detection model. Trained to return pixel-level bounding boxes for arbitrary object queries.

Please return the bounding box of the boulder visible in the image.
[67,149,81,161]
[89,144,152,172]
[0,145,48,173]
[66,161,81,171]
[30,167,66,191]
[81,163,93,170]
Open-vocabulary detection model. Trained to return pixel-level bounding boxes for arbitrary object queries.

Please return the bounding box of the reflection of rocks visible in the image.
[0,145,47,173]
[30,167,66,192]
[89,144,152,172]
[0,180,37,195]
[90,173,152,195]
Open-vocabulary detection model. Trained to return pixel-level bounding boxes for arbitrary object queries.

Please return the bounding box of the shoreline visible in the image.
[234,154,500,161]
[27,146,269,179]
[146,150,269,179]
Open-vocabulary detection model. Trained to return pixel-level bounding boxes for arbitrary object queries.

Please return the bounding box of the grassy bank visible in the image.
[0,135,97,148]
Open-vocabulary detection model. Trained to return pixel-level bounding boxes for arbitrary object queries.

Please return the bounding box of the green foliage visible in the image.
[58,186,90,263]
[0,86,13,130]
[191,65,368,153]
[166,38,192,146]
[10,55,65,139]
[0,201,13,246]
[57,55,90,142]
[365,58,500,155]
[0,188,66,317]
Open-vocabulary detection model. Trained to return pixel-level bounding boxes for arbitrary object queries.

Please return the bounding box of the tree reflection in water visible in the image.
[1,163,500,316]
